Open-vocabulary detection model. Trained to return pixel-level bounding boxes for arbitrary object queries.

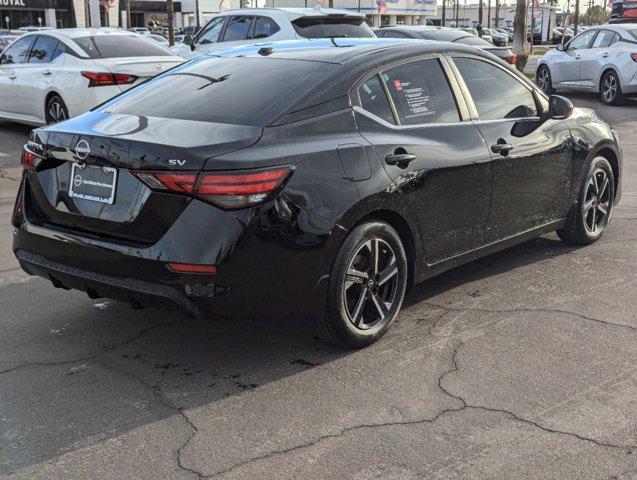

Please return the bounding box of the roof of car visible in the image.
[215,7,365,18]
[29,28,145,40]
[377,26,471,41]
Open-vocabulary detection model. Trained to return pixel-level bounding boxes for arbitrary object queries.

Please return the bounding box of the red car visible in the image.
[610,1,637,22]
[0,35,18,53]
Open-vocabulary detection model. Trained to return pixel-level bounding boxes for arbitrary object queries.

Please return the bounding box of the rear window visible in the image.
[103,57,335,126]
[292,16,375,39]
[73,35,171,58]
[454,35,492,46]
[628,29,637,40]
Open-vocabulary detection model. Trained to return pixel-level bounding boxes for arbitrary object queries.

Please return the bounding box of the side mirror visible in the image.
[549,94,574,120]
[556,42,565,52]
[183,34,193,46]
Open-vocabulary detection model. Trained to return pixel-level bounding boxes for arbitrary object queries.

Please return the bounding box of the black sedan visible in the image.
[13,39,622,347]
[375,25,518,65]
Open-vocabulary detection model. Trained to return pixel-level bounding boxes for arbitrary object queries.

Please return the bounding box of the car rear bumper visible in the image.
[12,177,343,318]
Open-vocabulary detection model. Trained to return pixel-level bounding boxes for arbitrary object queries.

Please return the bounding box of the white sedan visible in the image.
[0,28,182,125]
[536,23,637,105]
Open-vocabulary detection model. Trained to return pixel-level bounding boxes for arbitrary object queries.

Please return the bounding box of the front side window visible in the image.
[222,16,254,42]
[28,36,59,63]
[253,17,280,39]
[0,36,33,65]
[196,17,226,45]
[358,75,395,124]
[454,57,538,121]
[381,59,460,125]
[568,29,597,50]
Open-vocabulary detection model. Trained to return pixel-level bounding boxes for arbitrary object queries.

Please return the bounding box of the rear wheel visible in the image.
[536,65,554,95]
[558,156,614,245]
[45,95,69,124]
[314,221,408,348]
[599,70,624,106]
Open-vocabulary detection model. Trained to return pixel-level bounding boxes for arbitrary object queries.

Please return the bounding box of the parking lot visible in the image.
[0,93,635,479]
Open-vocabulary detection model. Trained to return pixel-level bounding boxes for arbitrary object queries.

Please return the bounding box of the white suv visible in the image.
[536,23,637,105]
[170,7,374,60]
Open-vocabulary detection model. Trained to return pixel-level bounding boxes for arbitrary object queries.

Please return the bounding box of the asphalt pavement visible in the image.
[0,94,635,479]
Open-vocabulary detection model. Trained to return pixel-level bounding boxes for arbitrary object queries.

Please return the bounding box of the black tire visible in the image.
[557,156,614,245]
[45,95,69,124]
[314,221,408,348]
[599,70,624,106]
[536,65,554,95]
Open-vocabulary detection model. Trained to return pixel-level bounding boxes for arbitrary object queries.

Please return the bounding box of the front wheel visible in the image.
[558,157,614,245]
[314,221,408,348]
[536,65,554,95]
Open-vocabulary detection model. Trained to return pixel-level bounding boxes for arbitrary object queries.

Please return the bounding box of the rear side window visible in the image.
[592,31,616,48]
[73,35,171,58]
[628,29,637,40]
[222,16,254,42]
[103,57,335,127]
[253,17,280,39]
[358,75,395,124]
[454,57,538,120]
[0,35,33,64]
[381,59,460,125]
[292,17,375,39]
[382,30,413,39]
[28,36,60,63]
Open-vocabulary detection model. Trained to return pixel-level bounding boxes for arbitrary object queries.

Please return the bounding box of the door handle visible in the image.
[601,52,609,58]
[8,73,16,79]
[491,139,513,156]
[385,151,417,168]
[43,69,52,75]
[575,54,582,60]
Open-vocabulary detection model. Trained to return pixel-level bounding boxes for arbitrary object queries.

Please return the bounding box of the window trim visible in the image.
[446,53,545,123]
[352,53,472,130]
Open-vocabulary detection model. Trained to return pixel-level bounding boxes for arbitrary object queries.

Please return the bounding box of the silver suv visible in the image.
[170,7,374,60]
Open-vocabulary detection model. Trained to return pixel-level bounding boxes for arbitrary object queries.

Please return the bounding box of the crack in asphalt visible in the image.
[421,301,637,331]
[0,317,186,376]
[0,168,20,182]
[179,341,632,478]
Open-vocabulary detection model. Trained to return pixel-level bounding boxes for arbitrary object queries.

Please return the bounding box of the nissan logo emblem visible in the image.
[75,140,90,160]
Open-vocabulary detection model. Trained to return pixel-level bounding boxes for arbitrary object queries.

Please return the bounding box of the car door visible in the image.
[354,55,493,264]
[579,30,617,89]
[190,16,227,56]
[16,35,64,121]
[553,29,597,88]
[450,55,572,242]
[0,35,34,117]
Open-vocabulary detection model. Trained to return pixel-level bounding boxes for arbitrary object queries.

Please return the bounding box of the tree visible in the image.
[512,0,527,58]
[581,5,609,24]
[167,0,175,46]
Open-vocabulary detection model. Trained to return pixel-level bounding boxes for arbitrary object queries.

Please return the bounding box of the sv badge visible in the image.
[168,159,187,167]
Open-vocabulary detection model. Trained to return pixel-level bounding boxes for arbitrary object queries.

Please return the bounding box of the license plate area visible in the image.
[69,163,118,205]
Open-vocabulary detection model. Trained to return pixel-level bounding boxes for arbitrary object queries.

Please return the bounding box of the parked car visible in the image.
[0,28,182,125]
[181,25,201,36]
[170,7,375,60]
[375,26,518,65]
[149,33,169,44]
[18,26,53,33]
[12,38,621,347]
[484,28,508,46]
[0,35,18,53]
[536,23,637,105]
[128,27,151,35]
[552,26,574,44]
[174,34,186,44]
[610,1,637,22]
[459,27,478,36]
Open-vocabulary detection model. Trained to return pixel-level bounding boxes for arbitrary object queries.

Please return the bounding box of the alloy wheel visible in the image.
[537,67,550,92]
[47,99,68,124]
[343,238,400,330]
[602,74,617,104]
[583,168,612,235]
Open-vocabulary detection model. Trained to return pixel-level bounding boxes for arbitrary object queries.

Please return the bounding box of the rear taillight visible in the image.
[631,53,637,62]
[20,147,41,171]
[195,167,294,210]
[81,71,138,87]
[134,166,294,210]
[504,54,518,65]
[167,263,217,274]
